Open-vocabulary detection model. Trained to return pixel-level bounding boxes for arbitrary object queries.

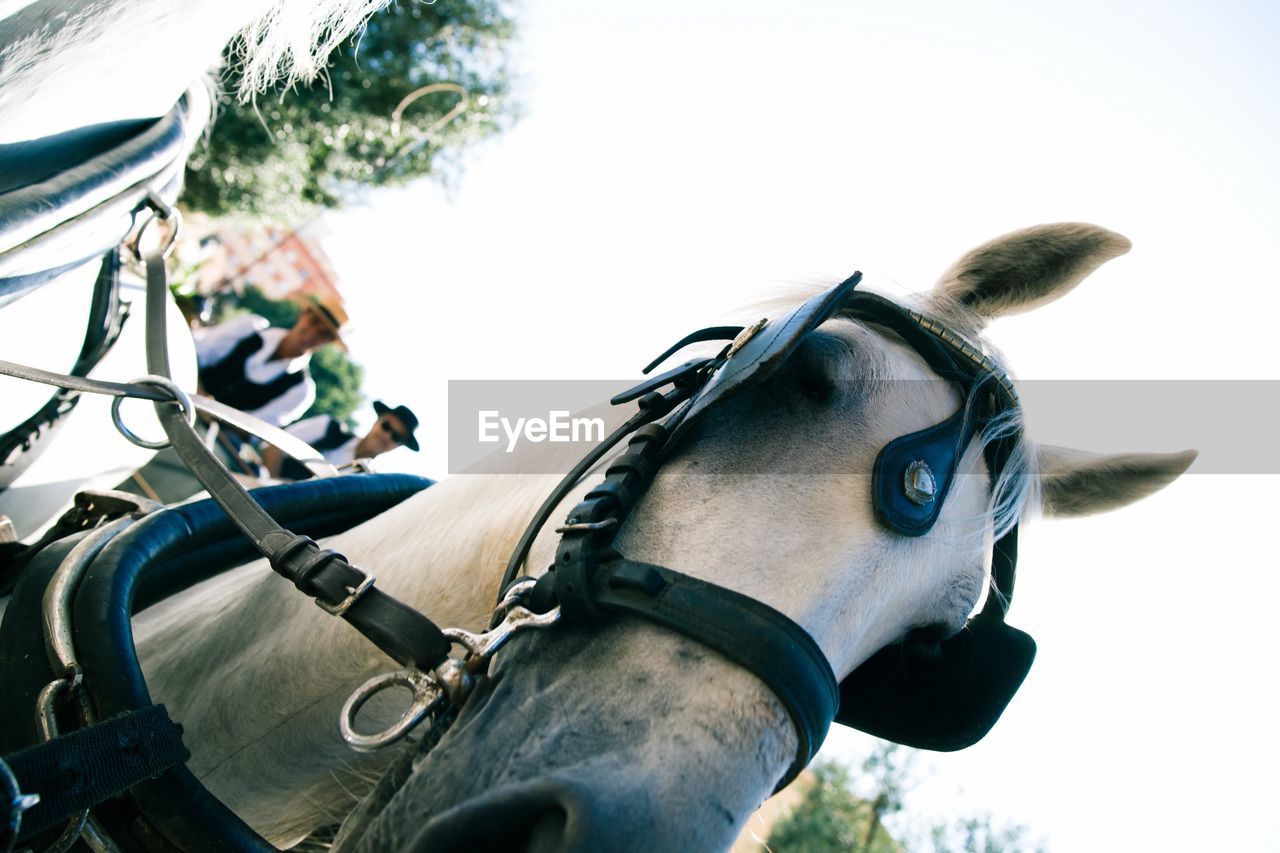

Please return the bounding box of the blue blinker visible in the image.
[872,405,983,537]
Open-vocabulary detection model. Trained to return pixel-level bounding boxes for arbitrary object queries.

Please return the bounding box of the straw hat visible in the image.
[298,291,350,351]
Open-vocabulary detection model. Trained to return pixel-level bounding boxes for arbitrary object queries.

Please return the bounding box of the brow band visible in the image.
[904,308,1021,407]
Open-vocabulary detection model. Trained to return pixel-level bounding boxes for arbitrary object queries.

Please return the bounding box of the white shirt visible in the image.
[285,415,359,467]
[193,314,315,427]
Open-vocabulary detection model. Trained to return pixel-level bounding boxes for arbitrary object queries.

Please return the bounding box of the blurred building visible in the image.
[195,225,341,302]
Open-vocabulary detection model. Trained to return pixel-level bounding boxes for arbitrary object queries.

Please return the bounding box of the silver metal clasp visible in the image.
[442,578,561,676]
[338,579,561,751]
[339,668,447,752]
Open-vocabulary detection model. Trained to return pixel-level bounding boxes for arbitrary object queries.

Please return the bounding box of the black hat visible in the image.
[373,400,421,451]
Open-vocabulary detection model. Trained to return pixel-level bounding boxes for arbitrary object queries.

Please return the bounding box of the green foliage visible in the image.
[769,745,1040,853]
[183,0,516,221]
[768,760,902,853]
[927,815,1044,853]
[305,345,364,427]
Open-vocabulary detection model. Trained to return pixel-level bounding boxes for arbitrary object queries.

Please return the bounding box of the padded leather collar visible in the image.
[0,87,207,307]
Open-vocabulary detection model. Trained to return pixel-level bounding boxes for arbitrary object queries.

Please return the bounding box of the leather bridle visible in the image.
[482,270,1032,785]
[0,218,1034,845]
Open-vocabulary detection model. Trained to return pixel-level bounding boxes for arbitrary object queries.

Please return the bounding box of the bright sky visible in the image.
[317,1,1280,849]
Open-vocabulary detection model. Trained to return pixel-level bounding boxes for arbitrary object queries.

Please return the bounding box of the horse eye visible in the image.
[796,367,835,402]
[789,339,837,402]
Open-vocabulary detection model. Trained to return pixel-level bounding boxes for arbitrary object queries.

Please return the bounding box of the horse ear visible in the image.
[933,223,1132,321]
[1037,444,1197,517]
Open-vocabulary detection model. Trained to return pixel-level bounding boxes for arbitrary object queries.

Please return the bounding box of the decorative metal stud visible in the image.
[726,318,769,359]
[903,460,937,505]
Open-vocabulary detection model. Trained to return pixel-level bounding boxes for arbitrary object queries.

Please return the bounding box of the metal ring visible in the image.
[109,376,195,450]
[339,669,444,752]
[126,193,183,262]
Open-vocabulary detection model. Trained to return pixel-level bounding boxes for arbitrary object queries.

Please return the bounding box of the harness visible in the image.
[0,223,1035,849]
[0,87,206,497]
[493,272,1034,776]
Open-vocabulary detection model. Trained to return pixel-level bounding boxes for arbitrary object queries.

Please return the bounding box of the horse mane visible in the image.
[227,0,393,98]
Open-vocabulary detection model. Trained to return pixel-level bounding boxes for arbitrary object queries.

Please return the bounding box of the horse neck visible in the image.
[0,0,266,142]
[130,470,572,843]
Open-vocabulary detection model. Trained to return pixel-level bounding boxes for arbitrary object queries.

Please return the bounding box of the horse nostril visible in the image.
[523,809,570,853]
[401,780,580,853]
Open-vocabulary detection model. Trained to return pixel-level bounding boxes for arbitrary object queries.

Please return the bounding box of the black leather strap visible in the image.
[588,558,838,788]
[1,251,126,493]
[137,252,452,672]
[640,326,742,374]
[511,274,1034,776]
[0,252,453,692]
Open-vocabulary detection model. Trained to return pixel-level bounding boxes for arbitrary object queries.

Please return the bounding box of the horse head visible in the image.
[329,223,1196,852]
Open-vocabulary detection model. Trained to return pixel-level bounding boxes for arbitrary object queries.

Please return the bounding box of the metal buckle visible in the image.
[315,568,376,616]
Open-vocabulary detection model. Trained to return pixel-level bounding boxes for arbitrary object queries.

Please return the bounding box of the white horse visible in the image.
[133,223,1195,850]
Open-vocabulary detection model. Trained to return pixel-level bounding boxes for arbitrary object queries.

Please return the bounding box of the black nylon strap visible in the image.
[3,706,189,843]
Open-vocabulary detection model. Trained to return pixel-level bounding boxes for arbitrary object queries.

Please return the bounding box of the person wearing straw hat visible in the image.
[264,401,420,480]
[194,292,349,427]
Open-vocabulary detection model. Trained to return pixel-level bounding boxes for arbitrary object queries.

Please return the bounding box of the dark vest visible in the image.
[280,416,352,480]
[198,331,305,414]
